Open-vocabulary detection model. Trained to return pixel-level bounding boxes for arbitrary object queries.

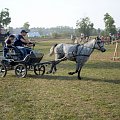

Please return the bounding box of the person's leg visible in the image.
[25,47,32,54]
[16,46,27,60]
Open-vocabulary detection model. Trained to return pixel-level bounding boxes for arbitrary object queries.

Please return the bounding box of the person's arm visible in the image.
[20,38,29,44]
[20,38,34,47]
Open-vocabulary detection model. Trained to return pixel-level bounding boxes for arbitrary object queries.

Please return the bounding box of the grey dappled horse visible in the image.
[48,37,106,79]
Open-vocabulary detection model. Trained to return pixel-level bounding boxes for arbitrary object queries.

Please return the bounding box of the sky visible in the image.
[0,0,120,29]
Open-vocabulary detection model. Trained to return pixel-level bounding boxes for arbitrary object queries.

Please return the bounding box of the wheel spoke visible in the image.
[0,64,7,77]
[15,64,27,78]
[34,65,45,76]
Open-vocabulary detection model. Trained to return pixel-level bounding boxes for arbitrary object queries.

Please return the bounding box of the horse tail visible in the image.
[49,44,58,56]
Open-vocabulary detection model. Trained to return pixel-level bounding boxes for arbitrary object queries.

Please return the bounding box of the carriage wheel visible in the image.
[0,63,7,77]
[15,64,27,78]
[34,64,45,76]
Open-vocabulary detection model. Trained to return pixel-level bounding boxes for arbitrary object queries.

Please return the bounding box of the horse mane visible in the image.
[84,39,96,46]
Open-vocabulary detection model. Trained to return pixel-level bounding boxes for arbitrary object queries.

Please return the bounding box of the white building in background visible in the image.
[27,32,40,37]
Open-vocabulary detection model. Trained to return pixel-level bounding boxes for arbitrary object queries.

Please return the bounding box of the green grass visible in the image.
[0,39,120,120]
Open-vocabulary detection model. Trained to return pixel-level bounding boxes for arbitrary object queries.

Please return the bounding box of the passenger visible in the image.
[4,35,15,57]
[14,30,33,59]
[5,34,15,47]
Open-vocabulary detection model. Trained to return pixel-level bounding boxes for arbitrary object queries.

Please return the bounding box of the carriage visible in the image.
[0,46,48,78]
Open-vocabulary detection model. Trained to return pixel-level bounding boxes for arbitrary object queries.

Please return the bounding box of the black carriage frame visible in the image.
[0,47,47,78]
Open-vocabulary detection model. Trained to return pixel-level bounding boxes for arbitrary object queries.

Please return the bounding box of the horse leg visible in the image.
[52,57,67,73]
[68,62,80,75]
[77,66,83,80]
[46,61,56,74]
[52,61,58,74]
[47,53,60,74]
[53,64,57,73]
[47,57,66,74]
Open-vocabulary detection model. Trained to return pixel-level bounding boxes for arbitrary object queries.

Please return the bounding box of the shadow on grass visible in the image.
[82,76,120,84]
[84,61,120,69]
[27,74,120,84]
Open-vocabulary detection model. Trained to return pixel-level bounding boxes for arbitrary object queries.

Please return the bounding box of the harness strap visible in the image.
[73,44,92,57]
[75,44,81,55]
[76,54,90,57]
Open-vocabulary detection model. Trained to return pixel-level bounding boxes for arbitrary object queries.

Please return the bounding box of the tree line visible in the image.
[0,8,119,38]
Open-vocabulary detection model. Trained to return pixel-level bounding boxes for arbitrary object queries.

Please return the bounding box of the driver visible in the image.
[14,30,33,59]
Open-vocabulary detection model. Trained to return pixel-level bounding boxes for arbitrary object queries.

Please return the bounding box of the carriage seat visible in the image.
[17,51,44,65]
[3,46,23,60]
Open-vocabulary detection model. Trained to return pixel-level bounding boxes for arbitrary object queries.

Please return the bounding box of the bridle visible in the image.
[94,40,104,50]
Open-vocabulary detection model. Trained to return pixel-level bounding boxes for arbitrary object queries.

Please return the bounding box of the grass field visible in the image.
[0,39,120,120]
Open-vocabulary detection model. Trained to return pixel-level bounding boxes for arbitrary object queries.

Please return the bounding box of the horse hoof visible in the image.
[52,71,56,74]
[46,71,51,74]
[68,72,74,75]
[78,77,81,80]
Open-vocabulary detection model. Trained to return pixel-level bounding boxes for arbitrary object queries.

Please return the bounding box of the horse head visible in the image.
[94,37,106,52]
